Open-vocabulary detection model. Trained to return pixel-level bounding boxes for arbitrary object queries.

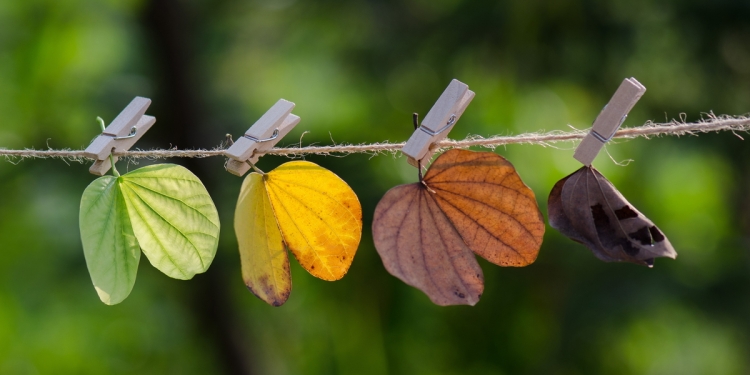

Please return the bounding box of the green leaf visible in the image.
[79,164,219,304]
[119,164,220,280]
[80,176,140,305]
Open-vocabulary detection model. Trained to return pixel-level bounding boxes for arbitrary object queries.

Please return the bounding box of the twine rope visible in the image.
[1,114,748,162]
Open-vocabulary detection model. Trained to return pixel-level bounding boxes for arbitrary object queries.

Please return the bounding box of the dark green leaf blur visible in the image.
[1,0,749,374]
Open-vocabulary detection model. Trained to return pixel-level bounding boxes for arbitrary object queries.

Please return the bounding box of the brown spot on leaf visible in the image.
[629,226,654,246]
[591,204,609,227]
[615,205,639,220]
[649,226,665,243]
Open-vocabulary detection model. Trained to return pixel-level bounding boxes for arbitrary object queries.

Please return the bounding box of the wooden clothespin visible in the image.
[84,97,156,176]
[402,79,475,168]
[225,99,300,176]
[573,78,646,166]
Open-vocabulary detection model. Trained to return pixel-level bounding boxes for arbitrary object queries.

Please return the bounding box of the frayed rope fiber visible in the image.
[1,114,748,162]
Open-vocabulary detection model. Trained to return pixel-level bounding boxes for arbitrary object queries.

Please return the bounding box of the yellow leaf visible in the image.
[235,173,291,306]
[266,161,362,281]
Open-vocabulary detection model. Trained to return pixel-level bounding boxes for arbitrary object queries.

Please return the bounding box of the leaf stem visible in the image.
[249,161,265,175]
[97,117,120,177]
[417,159,424,182]
[413,112,425,183]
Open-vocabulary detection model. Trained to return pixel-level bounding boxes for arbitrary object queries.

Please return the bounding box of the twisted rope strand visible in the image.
[1,114,748,162]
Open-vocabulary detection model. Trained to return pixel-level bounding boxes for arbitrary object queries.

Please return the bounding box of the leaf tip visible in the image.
[95,286,126,305]
[246,283,291,307]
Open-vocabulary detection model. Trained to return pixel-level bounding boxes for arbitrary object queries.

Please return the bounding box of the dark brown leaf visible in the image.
[548,166,677,267]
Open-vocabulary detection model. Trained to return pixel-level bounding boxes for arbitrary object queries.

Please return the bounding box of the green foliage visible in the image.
[80,164,220,305]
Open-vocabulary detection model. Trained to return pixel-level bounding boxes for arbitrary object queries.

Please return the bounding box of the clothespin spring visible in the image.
[420,115,457,136]
[238,128,282,176]
[243,129,279,143]
[113,126,138,140]
[590,114,627,143]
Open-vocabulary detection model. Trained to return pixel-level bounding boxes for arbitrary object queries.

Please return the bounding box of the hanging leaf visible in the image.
[118,165,220,279]
[235,173,291,307]
[372,149,545,306]
[548,165,676,267]
[425,149,546,266]
[372,183,484,306]
[80,177,140,305]
[80,164,220,305]
[235,161,362,306]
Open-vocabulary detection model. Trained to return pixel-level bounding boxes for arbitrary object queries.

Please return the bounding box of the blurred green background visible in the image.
[1,0,749,374]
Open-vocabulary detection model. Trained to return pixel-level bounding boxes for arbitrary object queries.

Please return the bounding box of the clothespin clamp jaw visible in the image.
[402,79,475,168]
[84,97,156,176]
[573,77,646,166]
[225,99,300,176]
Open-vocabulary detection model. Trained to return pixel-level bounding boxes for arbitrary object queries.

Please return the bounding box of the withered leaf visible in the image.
[425,150,546,266]
[372,184,484,306]
[372,149,545,306]
[548,166,677,267]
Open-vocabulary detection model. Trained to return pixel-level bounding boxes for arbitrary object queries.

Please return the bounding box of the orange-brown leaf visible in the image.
[372,184,484,306]
[424,149,545,266]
